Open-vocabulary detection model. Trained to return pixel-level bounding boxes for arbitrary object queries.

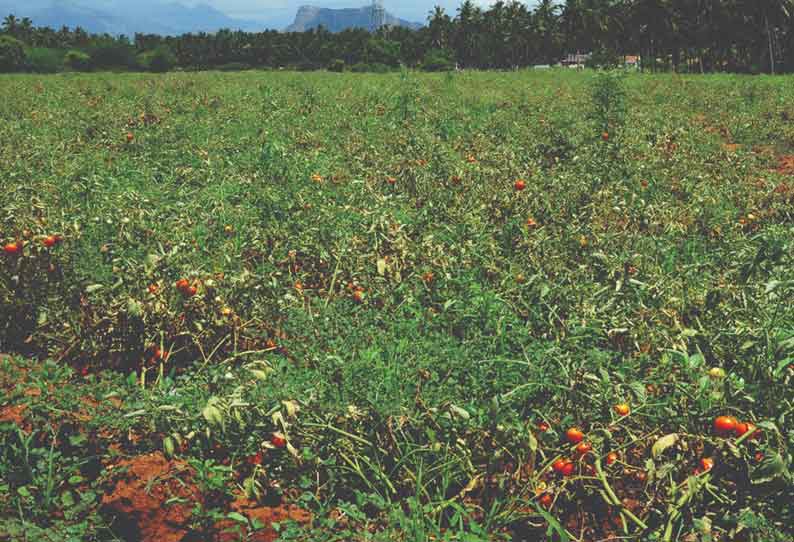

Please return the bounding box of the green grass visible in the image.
[1,69,793,541]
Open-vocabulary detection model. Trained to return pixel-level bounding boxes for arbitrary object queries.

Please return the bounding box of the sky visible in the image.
[183,0,505,24]
[0,0,531,27]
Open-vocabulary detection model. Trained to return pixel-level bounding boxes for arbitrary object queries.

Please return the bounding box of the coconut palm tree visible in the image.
[533,0,561,64]
[454,1,482,67]
[2,14,19,37]
[427,6,452,50]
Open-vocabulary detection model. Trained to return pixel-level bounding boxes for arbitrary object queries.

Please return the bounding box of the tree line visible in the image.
[1,1,792,74]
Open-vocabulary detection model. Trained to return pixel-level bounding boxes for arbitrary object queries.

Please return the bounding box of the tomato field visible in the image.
[1,69,793,541]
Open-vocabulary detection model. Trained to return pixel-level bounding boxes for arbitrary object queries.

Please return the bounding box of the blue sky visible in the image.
[1,0,533,27]
[189,1,508,24]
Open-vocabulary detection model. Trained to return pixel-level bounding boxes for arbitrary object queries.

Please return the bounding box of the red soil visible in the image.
[101,452,203,542]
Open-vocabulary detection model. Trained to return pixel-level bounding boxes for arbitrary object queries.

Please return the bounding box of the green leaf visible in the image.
[69,433,87,447]
[61,490,76,508]
[249,369,271,381]
[629,382,647,403]
[528,431,538,453]
[765,280,781,294]
[227,512,249,524]
[535,506,570,542]
[127,298,143,317]
[752,453,791,484]
[449,404,470,421]
[163,436,176,458]
[539,283,550,298]
[740,341,756,351]
[144,253,161,274]
[774,358,793,377]
[652,433,679,459]
[202,404,224,427]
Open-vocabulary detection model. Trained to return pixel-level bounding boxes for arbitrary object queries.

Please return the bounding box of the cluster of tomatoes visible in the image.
[174,278,198,298]
[3,234,63,256]
[510,178,542,229]
[691,416,762,475]
[347,282,366,303]
[713,415,758,439]
[534,405,765,509]
[541,404,633,490]
[245,432,288,466]
[145,345,170,367]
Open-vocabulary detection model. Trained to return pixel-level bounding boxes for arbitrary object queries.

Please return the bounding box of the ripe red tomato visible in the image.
[247,451,264,465]
[526,217,538,228]
[552,459,567,473]
[566,427,584,444]
[537,421,550,432]
[514,179,526,191]
[3,242,21,256]
[386,177,396,185]
[714,416,738,435]
[605,452,619,466]
[635,470,647,482]
[175,278,189,291]
[735,421,758,439]
[539,494,553,508]
[602,132,609,141]
[755,452,765,463]
[271,433,287,448]
[575,442,592,456]
[614,403,630,416]
[126,132,134,143]
[352,290,364,303]
[700,457,714,471]
[184,285,198,297]
[560,461,575,476]
[42,235,58,248]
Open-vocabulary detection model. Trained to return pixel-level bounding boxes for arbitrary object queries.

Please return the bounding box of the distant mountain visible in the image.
[0,0,273,35]
[24,4,175,35]
[285,5,422,33]
[0,1,423,36]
